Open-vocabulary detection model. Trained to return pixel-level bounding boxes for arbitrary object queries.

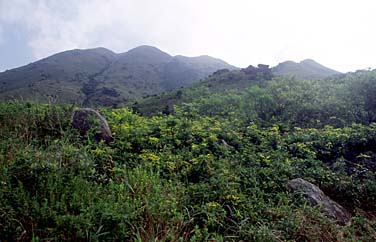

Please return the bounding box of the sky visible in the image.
[0,0,375,73]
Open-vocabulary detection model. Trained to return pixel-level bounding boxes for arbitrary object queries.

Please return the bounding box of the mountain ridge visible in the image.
[0,46,342,107]
[272,59,341,79]
[0,46,237,106]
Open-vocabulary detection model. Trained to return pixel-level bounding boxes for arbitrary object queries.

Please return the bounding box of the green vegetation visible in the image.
[1,69,376,241]
[0,46,236,107]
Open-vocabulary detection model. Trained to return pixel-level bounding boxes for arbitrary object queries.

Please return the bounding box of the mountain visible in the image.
[133,64,273,116]
[272,59,341,79]
[0,47,116,104]
[0,45,236,106]
[161,55,238,90]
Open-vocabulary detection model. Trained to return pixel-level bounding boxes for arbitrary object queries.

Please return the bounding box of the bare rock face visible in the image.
[287,178,351,225]
[71,108,113,143]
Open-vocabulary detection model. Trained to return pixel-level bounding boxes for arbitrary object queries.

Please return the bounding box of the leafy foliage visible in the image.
[1,69,376,241]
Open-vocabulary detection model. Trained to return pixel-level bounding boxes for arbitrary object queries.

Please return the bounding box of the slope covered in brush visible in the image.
[0,46,236,106]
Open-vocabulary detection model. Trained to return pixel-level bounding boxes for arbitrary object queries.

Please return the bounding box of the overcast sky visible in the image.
[0,0,375,72]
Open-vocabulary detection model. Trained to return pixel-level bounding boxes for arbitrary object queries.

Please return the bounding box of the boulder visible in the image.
[71,108,113,143]
[218,139,233,149]
[287,178,351,225]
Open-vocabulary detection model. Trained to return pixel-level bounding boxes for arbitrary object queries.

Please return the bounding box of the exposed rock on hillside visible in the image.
[242,64,272,80]
[287,178,351,225]
[71,108,113,143]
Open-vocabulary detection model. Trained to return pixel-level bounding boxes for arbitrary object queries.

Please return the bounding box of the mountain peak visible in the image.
[272,59,341,79]
[0,46,236,106]
[59,47,115,55]
[131,45,160,50]
[300,58,317,64]
[127,45,167,53]
[120,45,172,63]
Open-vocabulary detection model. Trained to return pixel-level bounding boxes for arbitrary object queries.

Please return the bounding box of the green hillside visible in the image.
[0,47,116,104]
[1,68,376,241]
[133,64,273,116]
[0,46,236,106]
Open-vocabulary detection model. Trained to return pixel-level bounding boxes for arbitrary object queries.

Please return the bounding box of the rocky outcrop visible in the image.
[71,108,113,143]
[242,64,272,80]
[287,178,351,225]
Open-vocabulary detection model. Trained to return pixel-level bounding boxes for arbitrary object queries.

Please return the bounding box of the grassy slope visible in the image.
[0,46,236,107]
[1,100,376,241]
[133,68,271,116]
[1,69,376,241]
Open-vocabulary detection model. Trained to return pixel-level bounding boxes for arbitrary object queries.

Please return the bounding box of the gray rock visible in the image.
[287,178,351,225]
[71,108,113,143]
[218,139,233,149]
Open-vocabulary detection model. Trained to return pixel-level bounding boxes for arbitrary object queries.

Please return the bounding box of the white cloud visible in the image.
[0,0,32,23]
[1,0,376,72]
[0,26,3,45]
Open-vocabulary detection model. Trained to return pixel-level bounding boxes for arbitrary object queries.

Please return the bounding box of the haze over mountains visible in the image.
[0,45,342,107]
[272,59,342,79]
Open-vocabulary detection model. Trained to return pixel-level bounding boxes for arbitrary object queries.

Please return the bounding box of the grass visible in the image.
[0,102,375,241]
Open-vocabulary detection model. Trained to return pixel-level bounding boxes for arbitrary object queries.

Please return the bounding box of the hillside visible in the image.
[1,68,376,240]
[134,64,376,127]
[0,47,116,103]
[0,46,236,106]
[134,60,346,116]
[272,59,342,79]
[133,64,273,116]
